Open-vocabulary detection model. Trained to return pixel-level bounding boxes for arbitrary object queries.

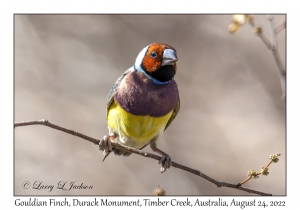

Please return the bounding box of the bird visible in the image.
[99,43,180,173]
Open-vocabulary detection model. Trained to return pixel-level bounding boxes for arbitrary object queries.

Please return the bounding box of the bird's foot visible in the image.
[158,153,172,173]
[150,143,172,173]
[99,135,115,158]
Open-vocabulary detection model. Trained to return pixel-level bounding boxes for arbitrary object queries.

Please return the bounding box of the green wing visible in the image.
[164,95,180,131]
[106,67,134,118]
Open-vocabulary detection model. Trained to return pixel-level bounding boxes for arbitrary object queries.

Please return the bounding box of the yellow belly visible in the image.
[107,100,172,145]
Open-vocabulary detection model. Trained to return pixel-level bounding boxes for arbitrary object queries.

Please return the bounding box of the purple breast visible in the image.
[115,71,179,117]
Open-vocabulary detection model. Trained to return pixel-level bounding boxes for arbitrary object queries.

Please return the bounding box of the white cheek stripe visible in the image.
[134,45,149,71]
[133,45,170,85]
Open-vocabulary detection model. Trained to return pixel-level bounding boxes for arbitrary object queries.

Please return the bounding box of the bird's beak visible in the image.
[162,49,178,66]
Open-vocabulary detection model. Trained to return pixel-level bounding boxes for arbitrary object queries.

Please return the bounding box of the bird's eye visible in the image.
[150,51,157,58]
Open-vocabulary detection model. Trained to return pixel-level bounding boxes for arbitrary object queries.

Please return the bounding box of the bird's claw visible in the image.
[99,135,112,157]
[158,153,172,173]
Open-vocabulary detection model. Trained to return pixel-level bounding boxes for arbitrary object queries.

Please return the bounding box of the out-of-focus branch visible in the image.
[249,15,286,101]
[249,21,272,50]
[275,21,286,34]
[15,119,273,196]
[229,15,286,101]
[267,15,286,101]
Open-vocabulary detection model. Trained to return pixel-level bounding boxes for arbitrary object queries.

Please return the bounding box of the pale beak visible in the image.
[162,49,178,66]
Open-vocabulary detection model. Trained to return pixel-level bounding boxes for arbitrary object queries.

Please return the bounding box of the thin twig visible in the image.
[258,33,272,50]
[239,177,252,186]
[238,157,277,186]
[265,159,273,168]
[275,21,286,34]
[15,119,273,196]
[267,15,286,100]
[268,15,277,50]
[248,21,272,50]
[268,15,285,74]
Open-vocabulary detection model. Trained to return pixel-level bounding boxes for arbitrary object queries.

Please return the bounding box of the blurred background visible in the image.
[14,15,286,195]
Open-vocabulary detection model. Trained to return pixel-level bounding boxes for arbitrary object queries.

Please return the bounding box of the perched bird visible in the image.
[99,43,180,173]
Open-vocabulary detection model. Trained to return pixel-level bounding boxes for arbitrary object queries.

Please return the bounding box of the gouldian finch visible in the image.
[99,43,180,172]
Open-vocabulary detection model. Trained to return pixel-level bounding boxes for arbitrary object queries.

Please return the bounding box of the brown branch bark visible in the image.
[14,119,273,196]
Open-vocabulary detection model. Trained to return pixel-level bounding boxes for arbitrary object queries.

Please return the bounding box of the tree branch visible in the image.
[15,119,273,196]
[267,15,286,101]
[248,21,272,50]
[249,16,286,100]
[275,21,286,34]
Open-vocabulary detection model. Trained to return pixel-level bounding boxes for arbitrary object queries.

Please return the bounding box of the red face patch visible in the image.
[142,43,176,73]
